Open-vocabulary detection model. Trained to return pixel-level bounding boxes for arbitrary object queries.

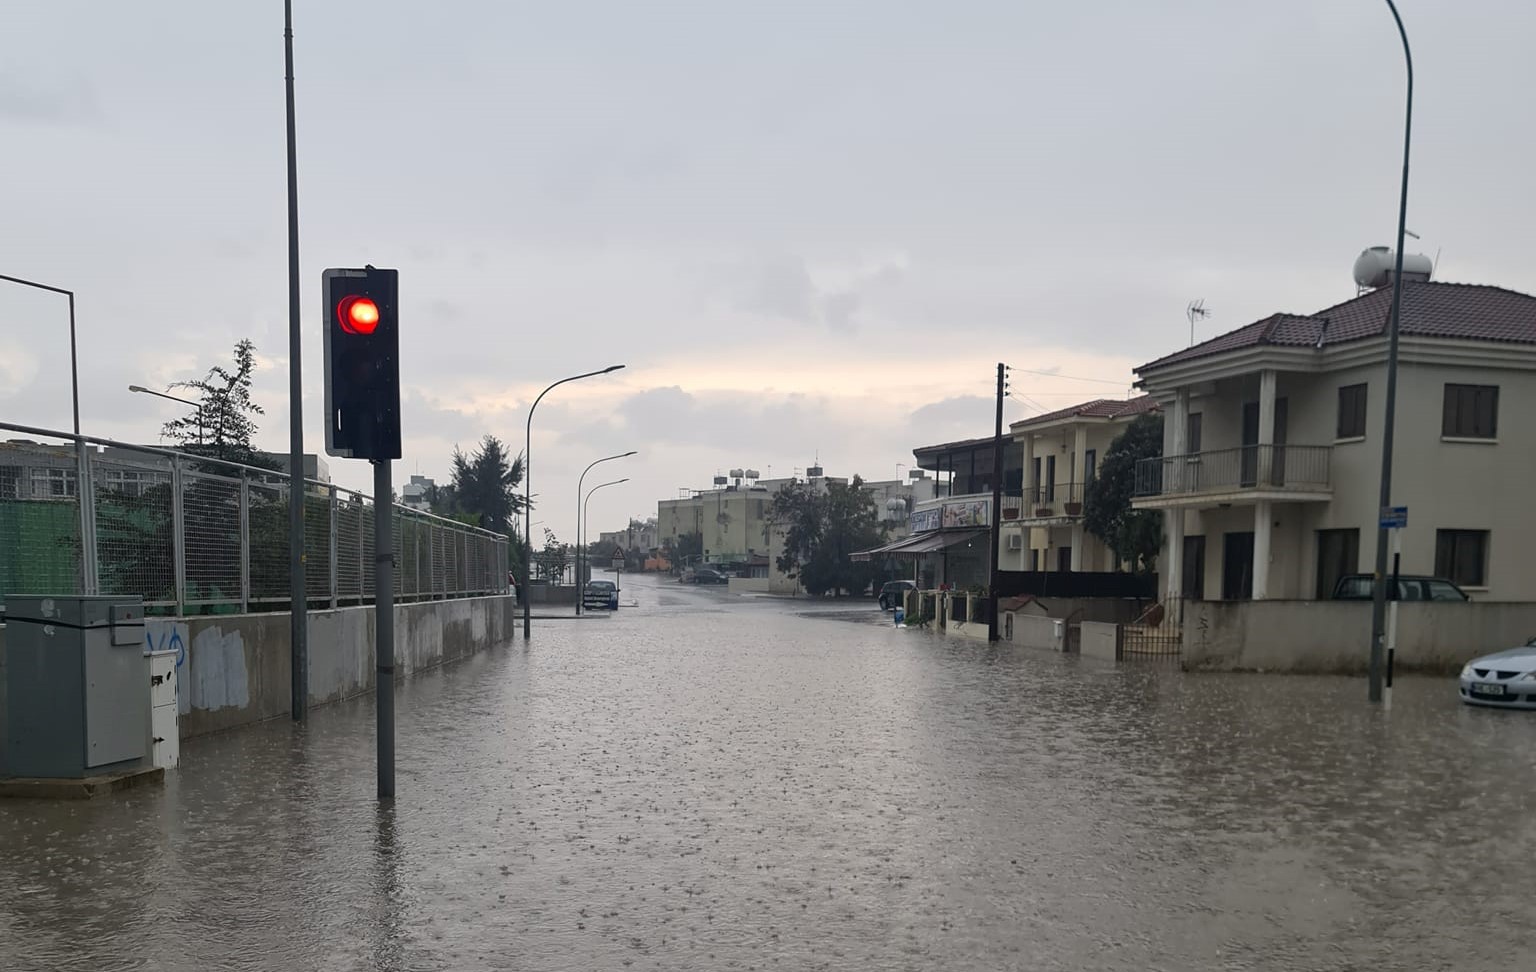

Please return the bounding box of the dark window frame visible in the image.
[1336,384,1368,439]
[1186,412,1203,455]
[1442,384,1499,439]
[1435,529,1489,588]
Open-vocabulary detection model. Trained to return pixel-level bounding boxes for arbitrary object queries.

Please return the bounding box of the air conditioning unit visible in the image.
[1006,534,1024,551]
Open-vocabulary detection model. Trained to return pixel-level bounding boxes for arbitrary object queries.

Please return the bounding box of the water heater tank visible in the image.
[1353,247,1433,289]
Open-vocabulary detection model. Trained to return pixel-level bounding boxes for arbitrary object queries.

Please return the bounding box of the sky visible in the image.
[4,0,1536,541]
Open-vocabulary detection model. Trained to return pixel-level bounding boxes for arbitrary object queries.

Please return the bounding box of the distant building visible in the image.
[599,517,658,556]
[401,474,436,512]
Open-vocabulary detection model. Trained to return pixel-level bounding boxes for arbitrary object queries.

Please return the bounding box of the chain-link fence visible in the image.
[0,423,509,614]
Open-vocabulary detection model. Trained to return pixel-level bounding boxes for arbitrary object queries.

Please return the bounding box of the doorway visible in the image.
[1240,398,1288,486]
[1222,531,1255,600]
[1182,535,1206,601]
[1315,528,1360,599]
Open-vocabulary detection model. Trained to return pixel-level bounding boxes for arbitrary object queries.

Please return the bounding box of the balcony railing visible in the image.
[1135,445,1331,498]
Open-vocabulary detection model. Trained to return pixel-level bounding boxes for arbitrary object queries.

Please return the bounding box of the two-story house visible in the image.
[1134,274,1536,609]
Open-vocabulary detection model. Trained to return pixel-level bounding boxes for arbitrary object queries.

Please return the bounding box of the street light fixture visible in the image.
[128,384,205,446]
[523,364,626,637]
[576,451,637,615]
[1368,0,1414,704]
[583,478,629,597]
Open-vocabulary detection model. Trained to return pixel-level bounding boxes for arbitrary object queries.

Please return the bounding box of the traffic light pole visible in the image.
[374,458,395,800]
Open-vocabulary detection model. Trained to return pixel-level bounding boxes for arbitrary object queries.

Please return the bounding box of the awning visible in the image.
[851,529,986,561]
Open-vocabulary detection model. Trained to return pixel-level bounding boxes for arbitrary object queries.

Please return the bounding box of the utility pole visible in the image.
[283,0,308,721]
[988,362,1006,641]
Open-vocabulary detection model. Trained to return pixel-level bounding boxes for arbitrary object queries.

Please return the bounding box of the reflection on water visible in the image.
[3,574,1535,971]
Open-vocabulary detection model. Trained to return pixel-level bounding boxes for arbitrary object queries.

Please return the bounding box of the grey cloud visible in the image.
[0,73,99,124]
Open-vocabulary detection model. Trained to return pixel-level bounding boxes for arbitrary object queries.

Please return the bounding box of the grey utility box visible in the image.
[3,596,149,778]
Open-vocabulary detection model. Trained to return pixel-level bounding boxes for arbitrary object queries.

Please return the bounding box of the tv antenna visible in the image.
[1186,299,1212,347]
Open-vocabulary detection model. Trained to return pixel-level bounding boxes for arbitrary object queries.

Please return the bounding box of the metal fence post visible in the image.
[427,521,435,599]
[239,471,251,613]
[76,443,100,595]
[328,485,339,609]
[170,456,186,616]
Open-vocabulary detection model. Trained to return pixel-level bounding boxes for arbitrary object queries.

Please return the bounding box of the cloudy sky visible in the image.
[4,1,1535,539]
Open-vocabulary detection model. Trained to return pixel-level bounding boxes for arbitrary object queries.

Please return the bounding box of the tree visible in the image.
[1084,413,1165,573]
[446,435,525,535]
[769,475,886,596]
[666,531,702,572]
[536,527,570,583]
[161,339,269,467]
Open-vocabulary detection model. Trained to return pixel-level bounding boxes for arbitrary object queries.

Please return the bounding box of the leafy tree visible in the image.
[1084,413,1164,573]
[769,475,886,596]
[666,531,702,572]
[161,339,270,467]
[536,527,570,582]
[446,435,525,535]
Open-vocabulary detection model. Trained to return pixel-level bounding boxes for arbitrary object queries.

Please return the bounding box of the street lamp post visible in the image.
[128,385,204,447]
[576,451,637,615]
[1368,0,1414,704]
[523,365,625,637]
[2,273,93,592]
[583,478,629,597]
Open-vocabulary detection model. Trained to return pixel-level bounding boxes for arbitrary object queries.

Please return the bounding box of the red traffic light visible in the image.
[337,295,380,335]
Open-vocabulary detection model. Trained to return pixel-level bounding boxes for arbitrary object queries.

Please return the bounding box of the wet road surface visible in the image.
[3,573,1535,971]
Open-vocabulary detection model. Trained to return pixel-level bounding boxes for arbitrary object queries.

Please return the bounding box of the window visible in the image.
[1028,548,1040,571]
[1336,384,1368,439]
[30,467,75,499]
[1435,529,1489,587]
[1084,449,1097,484]
[1030,457,1041,502]
[1186,412,1203,454]
[1315,528,1360,599]
[1182,535,1206,601]
[1045,455,1056,502]
[1056,545,1072,572]
[1442,384,1498,439]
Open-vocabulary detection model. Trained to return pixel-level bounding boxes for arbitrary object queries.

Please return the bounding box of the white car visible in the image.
[1459,640,1536,709]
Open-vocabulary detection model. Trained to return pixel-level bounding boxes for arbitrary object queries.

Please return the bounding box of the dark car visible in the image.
[877,580,917,610]
[1331,574,1469,602]
[692,568,731,585]
[583,579,619,609]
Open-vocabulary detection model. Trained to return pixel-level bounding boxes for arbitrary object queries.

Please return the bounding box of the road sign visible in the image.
[1379,506,1408,529]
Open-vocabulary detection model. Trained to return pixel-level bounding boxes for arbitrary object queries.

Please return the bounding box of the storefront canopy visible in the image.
[851,529,986,561]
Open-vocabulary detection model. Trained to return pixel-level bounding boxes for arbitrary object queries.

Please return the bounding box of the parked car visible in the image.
[1460,639,1536,709]
[1331,574,1468,602]
[692,568,730,585]
[877,580,916,611]
[583,579,619,610]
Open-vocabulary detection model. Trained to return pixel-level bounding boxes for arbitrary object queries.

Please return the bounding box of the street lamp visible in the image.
[128,385,204,447]
[583,478,629,596]
[576,451,637,615]
[523,364,626,637]
[1368,0,1414,704]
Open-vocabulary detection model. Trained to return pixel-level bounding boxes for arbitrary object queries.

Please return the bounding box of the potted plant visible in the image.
[1035,505,1053,517]
[1064,501,1083,516]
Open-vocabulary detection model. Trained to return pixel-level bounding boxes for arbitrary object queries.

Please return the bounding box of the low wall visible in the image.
[1182,599,1536,674]
[1008,613,1066,652]
[728,577,771,595]
[0,596,516,768]
[948,619,991,642]
[1011,597,1148,625]
[1080,621,1121,662]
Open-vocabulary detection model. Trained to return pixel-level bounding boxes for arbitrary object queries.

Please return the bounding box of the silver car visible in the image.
[1459,640,1536,709]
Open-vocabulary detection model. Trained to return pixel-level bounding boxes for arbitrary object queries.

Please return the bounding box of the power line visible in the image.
[1008,366,1131,387]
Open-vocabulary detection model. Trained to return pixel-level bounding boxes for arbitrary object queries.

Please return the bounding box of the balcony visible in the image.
[1133,444,1332,508]
[1001,483,1087,524]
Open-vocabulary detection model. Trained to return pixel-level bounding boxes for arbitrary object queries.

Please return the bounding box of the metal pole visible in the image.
[575,451,636,615]
[374,459,395,799]
[584,478,629,597]
[284,0,308,721]
[1369,0,1413,703]
[987,363,1005,641]
[522,365,626,637]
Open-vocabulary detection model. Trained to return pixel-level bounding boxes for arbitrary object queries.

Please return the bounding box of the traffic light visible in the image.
[322,267,400,460]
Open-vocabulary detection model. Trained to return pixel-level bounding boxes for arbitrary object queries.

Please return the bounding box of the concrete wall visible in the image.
[1,596,516,767]
[1080,621,1121,661]
[1182,599,1536,674]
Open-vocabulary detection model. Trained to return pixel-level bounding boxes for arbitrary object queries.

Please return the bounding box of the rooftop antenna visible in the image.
[1186,299,1212,347]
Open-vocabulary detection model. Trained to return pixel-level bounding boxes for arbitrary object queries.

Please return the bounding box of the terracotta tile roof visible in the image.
[1138,281,1536,372]
[1012,395,1159,429]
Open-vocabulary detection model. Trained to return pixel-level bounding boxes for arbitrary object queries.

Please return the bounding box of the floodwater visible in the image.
[3,575,1535,971]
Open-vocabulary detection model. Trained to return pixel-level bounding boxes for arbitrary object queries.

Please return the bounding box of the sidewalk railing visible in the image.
[0,422,510,614]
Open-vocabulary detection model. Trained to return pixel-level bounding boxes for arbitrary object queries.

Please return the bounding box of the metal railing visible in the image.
[1134,445,1332,498]
[0,422,510,614]
[1019,481,1087,518]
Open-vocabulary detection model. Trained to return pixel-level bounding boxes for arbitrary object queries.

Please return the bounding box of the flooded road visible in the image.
[4,573,1535,971]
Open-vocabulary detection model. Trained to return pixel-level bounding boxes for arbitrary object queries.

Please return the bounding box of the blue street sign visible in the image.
[1379,506,1408,529]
